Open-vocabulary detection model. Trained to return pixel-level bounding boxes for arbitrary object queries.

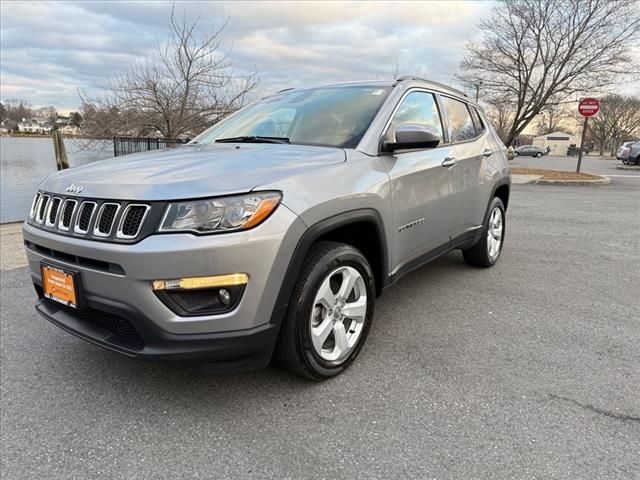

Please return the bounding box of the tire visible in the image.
[635,156,640,166]
[275,241,376,380]
[462,197,506,268]
[514,152,519,157]
[536,152,543,158]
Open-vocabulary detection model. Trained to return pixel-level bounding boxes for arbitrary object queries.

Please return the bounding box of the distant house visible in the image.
[17,119,52,134]
[55,115,71,127]
[532,131,578,156]
[59,124,79,135]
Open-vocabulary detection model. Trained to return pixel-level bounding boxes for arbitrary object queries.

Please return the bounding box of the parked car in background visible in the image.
[514,145,546,157]
[625,141,640,165]
[617,141,636,163]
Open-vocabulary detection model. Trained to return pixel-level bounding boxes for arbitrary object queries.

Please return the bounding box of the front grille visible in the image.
[28,191,155,242]
[95,203,119,236]
[43,298,145,351]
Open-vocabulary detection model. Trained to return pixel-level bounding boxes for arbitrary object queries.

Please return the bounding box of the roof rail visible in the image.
[276,87,295,93]
[393,76,468,98]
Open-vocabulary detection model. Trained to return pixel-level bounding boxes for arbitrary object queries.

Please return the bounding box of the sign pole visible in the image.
[576,116,588,173]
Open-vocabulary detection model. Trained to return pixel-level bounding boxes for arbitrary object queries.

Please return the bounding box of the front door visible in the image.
[381,90,458,274]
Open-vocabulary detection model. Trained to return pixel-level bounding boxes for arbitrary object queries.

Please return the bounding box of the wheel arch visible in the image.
[269,209,389,328]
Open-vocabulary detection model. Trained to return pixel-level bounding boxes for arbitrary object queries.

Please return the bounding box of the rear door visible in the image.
[438,96,488,238]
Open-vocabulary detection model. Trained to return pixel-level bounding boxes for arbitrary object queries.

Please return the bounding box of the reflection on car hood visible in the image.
[40,143,346,200]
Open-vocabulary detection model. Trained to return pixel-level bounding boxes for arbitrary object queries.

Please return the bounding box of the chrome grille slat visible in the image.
[35,195,50,224]
[29,193,41,219]
[74,201,97,234]
[58,199,78,231]
[116,205,150,239]
[93,203,120,237]
[45,197,62,227]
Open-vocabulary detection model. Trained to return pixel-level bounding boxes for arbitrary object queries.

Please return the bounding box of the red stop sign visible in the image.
[578,98,600,117]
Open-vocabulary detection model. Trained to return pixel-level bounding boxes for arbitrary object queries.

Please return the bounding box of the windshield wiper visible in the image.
[215,136,290,144]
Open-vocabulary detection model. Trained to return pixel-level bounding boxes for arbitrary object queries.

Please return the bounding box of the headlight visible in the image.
[159,192,282,234]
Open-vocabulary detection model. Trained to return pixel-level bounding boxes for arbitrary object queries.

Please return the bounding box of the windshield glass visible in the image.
[193,85,392,148]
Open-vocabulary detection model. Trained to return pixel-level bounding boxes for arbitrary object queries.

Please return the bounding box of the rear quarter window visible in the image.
[440,96,477,142]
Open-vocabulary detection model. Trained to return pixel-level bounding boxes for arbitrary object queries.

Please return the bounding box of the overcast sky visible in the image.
[2,1,638,114]
[1,0,495,112]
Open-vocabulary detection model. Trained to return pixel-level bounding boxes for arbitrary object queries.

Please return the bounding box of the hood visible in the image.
[40,143,346,200]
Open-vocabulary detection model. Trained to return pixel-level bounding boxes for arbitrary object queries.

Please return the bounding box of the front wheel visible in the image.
[536,152,543,158]
[275,241,375,380]
[462,197,506,268]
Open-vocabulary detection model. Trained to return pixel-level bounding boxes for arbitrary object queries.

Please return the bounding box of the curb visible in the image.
[616,165,640,171]
[535,176,611,186]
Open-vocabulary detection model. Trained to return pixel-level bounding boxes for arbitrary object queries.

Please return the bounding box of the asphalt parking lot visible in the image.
[1,180,639,479]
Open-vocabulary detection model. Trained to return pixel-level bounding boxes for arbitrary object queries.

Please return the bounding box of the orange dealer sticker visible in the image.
[41,263,78,308]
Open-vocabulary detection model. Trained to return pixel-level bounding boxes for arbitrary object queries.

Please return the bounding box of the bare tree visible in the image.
[534,103,573,136]
[458,0,640,146]
[2,99,32,123]
[82,7,257,140]
[588,95,640,155]
[35,106,58,123]
[484,94,516,144]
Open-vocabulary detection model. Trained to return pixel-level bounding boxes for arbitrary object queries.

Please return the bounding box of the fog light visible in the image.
[152,273,248,291]
[218,288,231,306]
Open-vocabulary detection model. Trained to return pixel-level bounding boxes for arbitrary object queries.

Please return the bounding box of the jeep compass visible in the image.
[23,77,511,379]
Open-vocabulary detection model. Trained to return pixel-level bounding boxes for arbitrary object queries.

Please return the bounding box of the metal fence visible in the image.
[113,136,190,157]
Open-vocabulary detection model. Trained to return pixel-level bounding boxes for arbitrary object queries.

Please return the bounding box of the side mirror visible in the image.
[383,124,441,152]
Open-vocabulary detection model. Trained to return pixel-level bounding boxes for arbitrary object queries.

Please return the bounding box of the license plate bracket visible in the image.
[41,262,83,309]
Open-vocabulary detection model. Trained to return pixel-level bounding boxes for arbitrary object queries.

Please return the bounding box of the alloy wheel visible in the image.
[487,206,503,261]
[309,266,367,363]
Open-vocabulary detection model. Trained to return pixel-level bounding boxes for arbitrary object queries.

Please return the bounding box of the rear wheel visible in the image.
[275,241,375,380]
[462,197,505,268]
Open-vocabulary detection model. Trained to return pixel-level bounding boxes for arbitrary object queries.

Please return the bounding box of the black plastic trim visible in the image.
[268,209,389,328]
[154,285,246,317]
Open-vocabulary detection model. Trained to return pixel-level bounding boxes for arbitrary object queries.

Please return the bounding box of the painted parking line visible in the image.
[605,175,640,178]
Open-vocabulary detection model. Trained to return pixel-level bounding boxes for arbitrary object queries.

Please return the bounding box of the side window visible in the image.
[440,96,477,142]
[388,91,443,141]
[469,106,485,134]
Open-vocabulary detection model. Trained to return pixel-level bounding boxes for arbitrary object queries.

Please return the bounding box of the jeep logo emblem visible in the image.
[65,184,84,194]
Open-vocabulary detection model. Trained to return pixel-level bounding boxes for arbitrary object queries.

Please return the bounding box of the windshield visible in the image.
[193,85,392,148]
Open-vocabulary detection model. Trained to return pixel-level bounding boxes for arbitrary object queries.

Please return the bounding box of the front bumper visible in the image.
[23,205,306,364]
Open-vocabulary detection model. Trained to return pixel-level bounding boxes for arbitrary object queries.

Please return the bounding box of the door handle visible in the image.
[442,157,457,168]
[482,148,493,157]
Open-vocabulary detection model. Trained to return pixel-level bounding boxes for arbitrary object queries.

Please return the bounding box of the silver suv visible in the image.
[23,78,511,379]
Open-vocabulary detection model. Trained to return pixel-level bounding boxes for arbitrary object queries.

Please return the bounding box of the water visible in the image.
[0,137,113,223]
